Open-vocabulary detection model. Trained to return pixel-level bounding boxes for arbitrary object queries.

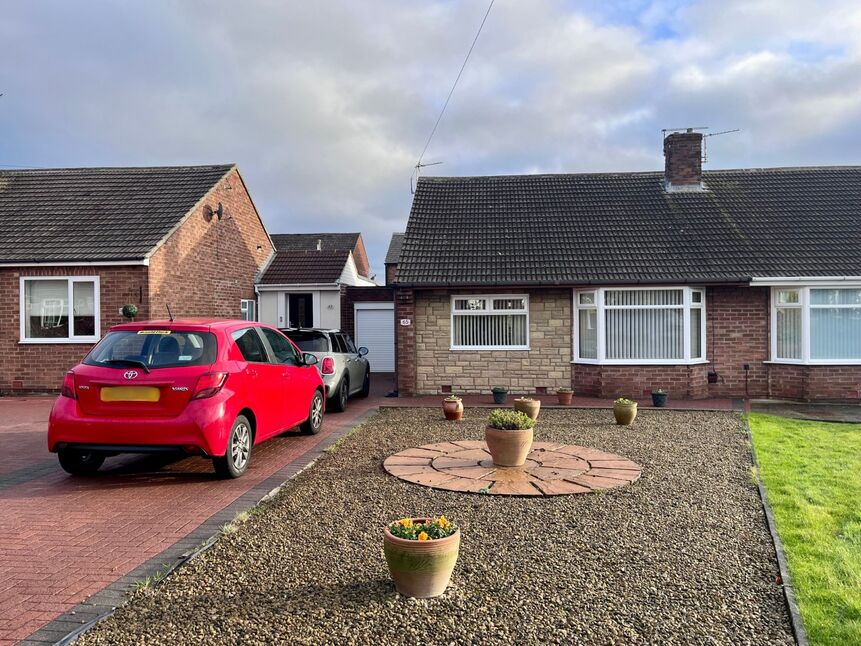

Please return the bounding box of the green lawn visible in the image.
[749,413,861,645]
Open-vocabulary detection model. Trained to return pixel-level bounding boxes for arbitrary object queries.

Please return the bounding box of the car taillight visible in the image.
[321,356,335,375]
[61,371,76,399]
[192,372,229,400]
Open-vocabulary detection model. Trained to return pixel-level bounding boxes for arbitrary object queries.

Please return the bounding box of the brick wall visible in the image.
[411,289,570,395]
[0,265,148,392]
[395,288,416,395]
[385,263,398,286]
[340,285,394,337]
[148,168,274,320]
[705,286,770,398]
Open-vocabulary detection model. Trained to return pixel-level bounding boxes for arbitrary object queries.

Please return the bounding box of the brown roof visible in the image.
[257,249,349,284]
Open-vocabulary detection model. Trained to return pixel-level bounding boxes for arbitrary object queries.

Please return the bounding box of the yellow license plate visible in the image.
[100,386,160,402]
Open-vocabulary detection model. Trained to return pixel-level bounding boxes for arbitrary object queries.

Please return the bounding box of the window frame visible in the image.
[572,286,707,365]
[769,285,861,365]
[19,276,101,344]
[450,294,530,351]
[240,299,257,322]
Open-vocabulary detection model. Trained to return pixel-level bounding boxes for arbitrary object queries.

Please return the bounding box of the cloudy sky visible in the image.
[3,1,861,277]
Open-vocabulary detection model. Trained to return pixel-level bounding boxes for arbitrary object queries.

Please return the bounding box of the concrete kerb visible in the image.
[744,416,809,646]
[36,408,381,646]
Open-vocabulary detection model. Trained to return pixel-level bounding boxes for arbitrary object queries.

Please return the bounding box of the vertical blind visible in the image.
[576,288,704,362]
[774,288,861,362]
[452,296,528,348]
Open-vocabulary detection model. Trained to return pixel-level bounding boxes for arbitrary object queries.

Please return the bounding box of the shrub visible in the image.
[444,395,461,401]
[491,386,508,393]
[388,516,456,541]
[557,387,572,393]
[614,397,636,405]
[488,409,535,430]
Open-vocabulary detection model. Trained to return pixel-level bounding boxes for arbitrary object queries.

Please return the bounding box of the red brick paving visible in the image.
[383,441,641,496]
[0,381,389,646]
[385,393,735,410]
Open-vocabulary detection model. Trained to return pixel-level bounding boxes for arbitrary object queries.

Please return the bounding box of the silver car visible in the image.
[280,328,370,412]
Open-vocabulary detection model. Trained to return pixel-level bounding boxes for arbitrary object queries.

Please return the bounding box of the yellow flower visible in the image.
[437,515,450,529]
[417,531,429,541]
[399,518,413,529]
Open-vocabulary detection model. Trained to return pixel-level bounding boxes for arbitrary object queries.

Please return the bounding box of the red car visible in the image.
[48,319,325,478]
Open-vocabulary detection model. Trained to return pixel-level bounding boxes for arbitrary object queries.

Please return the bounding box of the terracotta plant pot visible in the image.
[613,401,638,426]
[557,390,573,405]
[442,398,463,421]
[383,521,460,598]
[484,426,534,466]
[513,397,540,420]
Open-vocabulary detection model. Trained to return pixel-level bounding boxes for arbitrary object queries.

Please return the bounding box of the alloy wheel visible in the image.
[231,423,251,471]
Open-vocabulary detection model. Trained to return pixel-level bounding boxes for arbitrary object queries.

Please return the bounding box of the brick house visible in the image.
[394,130,861,401]
[0,164,274,393]
[256,233,377,330]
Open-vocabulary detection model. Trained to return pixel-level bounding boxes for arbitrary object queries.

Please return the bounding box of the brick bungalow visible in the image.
[0,164,274,393]
[394,130,861,401]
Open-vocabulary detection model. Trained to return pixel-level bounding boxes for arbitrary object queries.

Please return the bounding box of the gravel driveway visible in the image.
[78,408,793,645]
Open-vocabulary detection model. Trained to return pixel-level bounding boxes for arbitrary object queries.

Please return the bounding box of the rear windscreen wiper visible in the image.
[103,359,151,374]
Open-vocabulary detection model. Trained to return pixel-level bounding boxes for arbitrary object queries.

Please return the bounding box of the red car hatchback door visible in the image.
[74,328,217,417]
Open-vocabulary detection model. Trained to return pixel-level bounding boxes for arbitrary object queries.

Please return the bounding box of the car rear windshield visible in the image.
[283,330,329,353]
[83,330,217,370]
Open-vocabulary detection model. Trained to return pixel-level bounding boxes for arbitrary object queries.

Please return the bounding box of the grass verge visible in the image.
[749,413,861,645]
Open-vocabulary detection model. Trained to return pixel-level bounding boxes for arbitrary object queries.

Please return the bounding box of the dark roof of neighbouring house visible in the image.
[398,167,861,286]
[257,249,350,284]
[385,232,404,265]
[0,164,235,262]
[270,233,361,253]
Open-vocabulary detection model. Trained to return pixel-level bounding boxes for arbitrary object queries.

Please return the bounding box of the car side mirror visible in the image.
[358,347,369,357]
[303,353,319,366]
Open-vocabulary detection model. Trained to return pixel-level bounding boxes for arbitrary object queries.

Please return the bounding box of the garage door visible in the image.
[354,303,395,372]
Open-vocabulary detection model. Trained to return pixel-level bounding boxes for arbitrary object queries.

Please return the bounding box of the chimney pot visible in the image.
[664,130,704,191]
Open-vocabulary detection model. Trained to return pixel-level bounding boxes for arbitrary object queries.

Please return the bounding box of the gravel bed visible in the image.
[78,408,794,645]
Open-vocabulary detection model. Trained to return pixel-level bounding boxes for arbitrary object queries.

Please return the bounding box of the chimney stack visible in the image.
[663,128,704,191]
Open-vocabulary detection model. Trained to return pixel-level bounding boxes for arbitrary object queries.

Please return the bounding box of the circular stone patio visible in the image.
[383,440,641,496]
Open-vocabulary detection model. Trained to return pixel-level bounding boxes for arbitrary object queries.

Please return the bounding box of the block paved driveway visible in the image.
[0,377,392,645]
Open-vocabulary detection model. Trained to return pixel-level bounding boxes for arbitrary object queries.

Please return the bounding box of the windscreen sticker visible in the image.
[137,330,172,335]
[178,355,193,361]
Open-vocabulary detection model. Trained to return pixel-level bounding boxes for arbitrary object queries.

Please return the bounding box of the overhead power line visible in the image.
[415,0,495,171]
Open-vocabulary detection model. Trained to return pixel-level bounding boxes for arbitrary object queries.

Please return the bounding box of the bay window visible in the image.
[451,295,529,350]
[574,287,706,364]
[21,277,100,343]
[772,287,861,363]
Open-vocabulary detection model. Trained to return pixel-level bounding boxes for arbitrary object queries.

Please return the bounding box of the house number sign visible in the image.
[400,318,411,326]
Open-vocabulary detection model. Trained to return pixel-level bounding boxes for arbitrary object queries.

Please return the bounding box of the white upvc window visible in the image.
[573,287,706,364]
[450,295,529,350]
[771,286,861,364]
[240,299,257,322]
[20,276,100,344]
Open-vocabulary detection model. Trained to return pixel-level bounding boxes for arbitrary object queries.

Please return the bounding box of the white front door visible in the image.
[354,303,395,372]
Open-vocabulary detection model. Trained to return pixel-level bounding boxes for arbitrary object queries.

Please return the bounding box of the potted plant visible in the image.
[442,395,463,421]
[485,409,536,466]
[121,303,139,320]
[651,389,668,408]
[513,396,540,420]
[613,397,638,426]
[383,516,460,598]
[491,386,508,405]
[557,387,573,406]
